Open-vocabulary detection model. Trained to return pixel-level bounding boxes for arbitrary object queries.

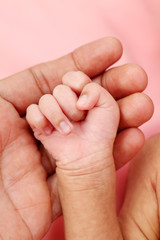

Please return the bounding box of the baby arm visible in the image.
[26,71,122,240]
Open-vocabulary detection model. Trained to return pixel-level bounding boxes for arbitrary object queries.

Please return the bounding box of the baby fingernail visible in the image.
[59,121,72,134]
[77,94,87,105]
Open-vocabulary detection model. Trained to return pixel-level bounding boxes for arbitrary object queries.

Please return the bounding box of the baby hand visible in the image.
[26,71,119,176]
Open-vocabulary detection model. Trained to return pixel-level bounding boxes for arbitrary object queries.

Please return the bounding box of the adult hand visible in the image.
[0,37,153,239]
[119,134,160,239]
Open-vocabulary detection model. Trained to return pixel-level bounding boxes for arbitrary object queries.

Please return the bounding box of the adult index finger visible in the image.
[0,37,122,115]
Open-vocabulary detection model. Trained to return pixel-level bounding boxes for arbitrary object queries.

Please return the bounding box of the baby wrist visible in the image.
[56,160,115,192]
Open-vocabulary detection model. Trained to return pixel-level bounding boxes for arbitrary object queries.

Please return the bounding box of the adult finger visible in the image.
[118,93,154,130]
[114,128,145,169]
[0,37,122,115]
[93,63,148,99]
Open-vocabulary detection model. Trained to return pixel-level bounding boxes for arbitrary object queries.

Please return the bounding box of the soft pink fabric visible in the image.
[0,0,160,239]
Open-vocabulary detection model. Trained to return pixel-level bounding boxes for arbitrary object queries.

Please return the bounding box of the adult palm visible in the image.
[0,97,51,240]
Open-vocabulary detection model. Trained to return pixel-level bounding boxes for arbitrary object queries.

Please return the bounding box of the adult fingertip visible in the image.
[125,63,148,91]
[107,36,123,60]
[143,93,154,121]
[118,92,154,130]
[73,37,123,77]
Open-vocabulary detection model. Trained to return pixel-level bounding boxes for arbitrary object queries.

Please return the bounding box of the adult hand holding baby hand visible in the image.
[0,37,153,170]
[0,37,153,240]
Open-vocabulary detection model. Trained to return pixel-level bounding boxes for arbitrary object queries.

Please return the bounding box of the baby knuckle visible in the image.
[53,84,66,96]
[83,82,98,92]
[62,71,74,82]
[27,104,36,113]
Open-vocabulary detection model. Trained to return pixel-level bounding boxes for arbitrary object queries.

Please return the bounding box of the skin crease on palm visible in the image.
[0,37,154,240]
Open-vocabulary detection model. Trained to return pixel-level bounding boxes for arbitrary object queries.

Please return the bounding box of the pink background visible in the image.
[0,0,160,239]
